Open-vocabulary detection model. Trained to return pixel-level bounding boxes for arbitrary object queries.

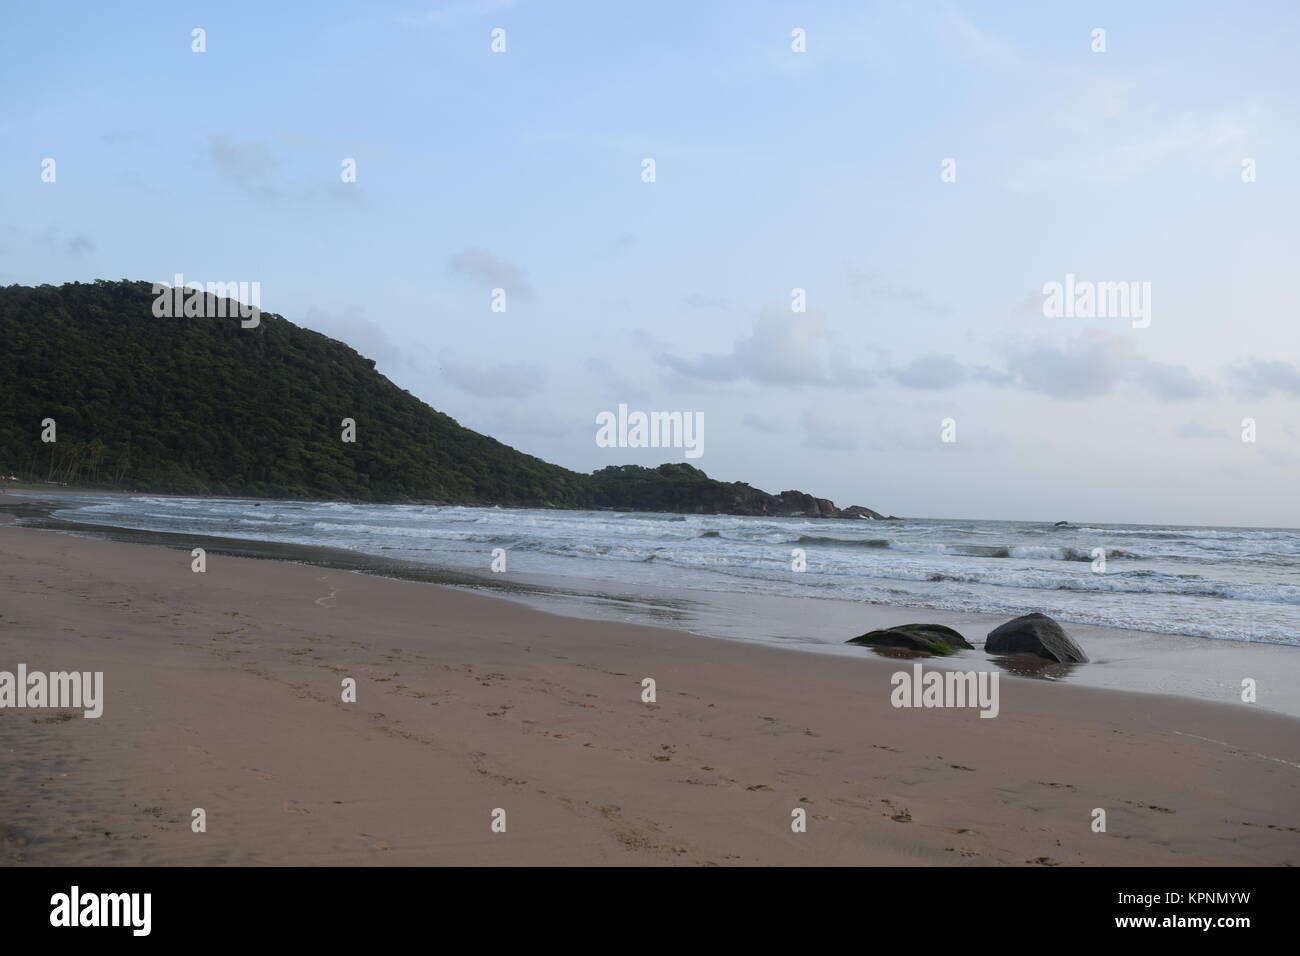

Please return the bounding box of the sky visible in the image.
[2,0,1298,527]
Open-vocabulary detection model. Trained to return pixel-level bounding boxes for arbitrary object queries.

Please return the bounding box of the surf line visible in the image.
[1172,731,1300,770]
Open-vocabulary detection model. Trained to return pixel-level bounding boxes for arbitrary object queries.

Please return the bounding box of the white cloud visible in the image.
[1228,359,1300,398]
[656,304,869,388]
[447,248,533,299]
[441,353,547,398]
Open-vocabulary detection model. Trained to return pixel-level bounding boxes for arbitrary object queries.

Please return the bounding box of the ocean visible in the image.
[33,494,1300,648]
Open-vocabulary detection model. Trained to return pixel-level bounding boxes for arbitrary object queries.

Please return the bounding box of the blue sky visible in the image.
[3,1,1298,525]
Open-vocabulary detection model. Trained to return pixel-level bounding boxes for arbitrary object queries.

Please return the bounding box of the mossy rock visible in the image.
[846,623,973,656]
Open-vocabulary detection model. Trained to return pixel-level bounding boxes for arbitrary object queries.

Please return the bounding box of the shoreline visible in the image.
[6,493,1300,720]
[1,517,1298,865]
[0,480,901,522]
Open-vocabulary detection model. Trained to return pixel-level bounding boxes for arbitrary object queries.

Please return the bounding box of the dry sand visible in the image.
[1,520,1297,866]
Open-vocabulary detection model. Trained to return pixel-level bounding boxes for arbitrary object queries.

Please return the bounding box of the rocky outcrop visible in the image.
[587,465,894,520]
[847,623,973,656]
[715,484,894,520]
[984,613,1089,663]
[771,490,837,517]
[840,505,889,520]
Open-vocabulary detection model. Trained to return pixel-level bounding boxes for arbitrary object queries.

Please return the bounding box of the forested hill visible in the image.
[0,280,592,504]
[0,280,889,518]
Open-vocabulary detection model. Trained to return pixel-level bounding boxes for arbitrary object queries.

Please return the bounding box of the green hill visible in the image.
[0,280,886,518]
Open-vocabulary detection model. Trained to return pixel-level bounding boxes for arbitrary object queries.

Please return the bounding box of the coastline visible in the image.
[0,478,897,521]
[1,518,1297,865]
[7,492,1300,719]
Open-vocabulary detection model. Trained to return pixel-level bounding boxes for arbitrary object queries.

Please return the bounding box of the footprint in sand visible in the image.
[1241,821,1300,833]
[356,833,392,851]
[1123,799,1174,813]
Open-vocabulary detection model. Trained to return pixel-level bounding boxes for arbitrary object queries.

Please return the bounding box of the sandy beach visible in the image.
[1,517,1297,866]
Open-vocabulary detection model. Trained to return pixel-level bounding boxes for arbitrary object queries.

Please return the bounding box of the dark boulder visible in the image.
[847,623,973,656]
[985,613,1088,663]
